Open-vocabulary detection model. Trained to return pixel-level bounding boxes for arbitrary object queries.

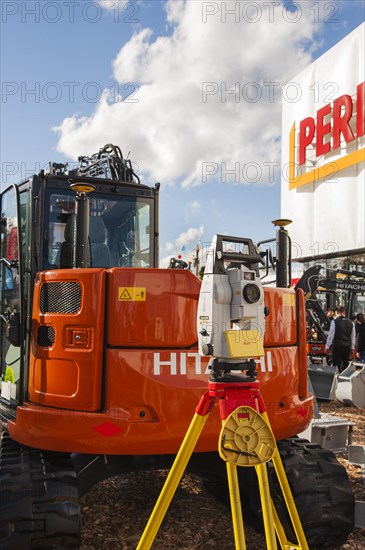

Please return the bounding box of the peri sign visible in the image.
[281,23,365,258]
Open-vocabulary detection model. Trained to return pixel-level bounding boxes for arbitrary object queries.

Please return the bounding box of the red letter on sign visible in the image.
[316,104,331,157]
[332,94,354,150]
[357,82,365,138]
[299,117,315,165]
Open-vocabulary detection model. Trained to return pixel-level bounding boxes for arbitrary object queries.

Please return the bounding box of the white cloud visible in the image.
[175,225,204,248]
[55,1,319,187]
[188,200,201,212]
[185,199,201,222]
[98,0,129,10]
[161,225,204,267]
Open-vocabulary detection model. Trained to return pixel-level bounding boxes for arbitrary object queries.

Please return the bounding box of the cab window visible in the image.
[43,191,154,269]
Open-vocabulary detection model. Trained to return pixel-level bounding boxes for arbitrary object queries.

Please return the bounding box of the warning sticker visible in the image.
[118,287,146,301]
[283,294,295,307]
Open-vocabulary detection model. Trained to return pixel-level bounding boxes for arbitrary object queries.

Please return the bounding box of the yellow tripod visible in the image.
[137,373,309,550]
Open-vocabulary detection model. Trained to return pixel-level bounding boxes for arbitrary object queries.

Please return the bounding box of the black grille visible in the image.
[38,326,55,347]
[40,282,81,314]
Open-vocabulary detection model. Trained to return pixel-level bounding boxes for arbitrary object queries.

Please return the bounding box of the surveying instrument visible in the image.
[137,235,308,550]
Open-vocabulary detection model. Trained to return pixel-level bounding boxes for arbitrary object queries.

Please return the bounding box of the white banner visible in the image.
[281,23,365,259]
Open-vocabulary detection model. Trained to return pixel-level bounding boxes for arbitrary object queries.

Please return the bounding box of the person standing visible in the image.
[355,313,365,363]
[325,306,356,373]
[325,308,335,320]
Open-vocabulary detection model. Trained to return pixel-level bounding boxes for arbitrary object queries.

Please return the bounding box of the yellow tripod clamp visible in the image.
[219,406,276,466]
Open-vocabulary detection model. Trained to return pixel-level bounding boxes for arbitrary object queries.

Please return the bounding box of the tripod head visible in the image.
[197,235,265,382]
[209,357,258,383]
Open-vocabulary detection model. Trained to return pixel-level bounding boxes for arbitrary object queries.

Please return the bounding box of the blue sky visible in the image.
[1,0,364,266]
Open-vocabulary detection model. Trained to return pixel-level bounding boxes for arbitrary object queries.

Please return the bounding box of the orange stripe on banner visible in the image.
[289,122,365,190]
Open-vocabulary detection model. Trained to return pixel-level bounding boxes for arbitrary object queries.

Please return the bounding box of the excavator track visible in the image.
[272,438,355,548]
[200,438,355,549]
[0,431,80,549]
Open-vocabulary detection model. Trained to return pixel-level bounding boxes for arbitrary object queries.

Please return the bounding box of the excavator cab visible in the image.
[0,145,159,420]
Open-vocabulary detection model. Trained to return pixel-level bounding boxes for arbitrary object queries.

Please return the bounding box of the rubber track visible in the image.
[201,438,355,549]
[0,431,80,549]
[273,438,355,549]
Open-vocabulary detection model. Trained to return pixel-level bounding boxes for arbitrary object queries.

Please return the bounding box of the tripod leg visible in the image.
[271,450,309,550]
[256,463,278,550]
[226,462,246,550]
[255,410,308,550]
[136,412,209,550]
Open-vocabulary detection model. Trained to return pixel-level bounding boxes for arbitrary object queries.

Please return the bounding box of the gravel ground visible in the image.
[80,400,365,550]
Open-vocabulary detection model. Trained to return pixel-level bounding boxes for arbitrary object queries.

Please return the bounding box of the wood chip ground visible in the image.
[80,400,365,550]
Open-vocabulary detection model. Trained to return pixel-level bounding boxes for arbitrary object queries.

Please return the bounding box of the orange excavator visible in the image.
[0,145,354,548]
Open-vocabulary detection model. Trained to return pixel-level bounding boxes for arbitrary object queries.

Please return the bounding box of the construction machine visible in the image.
[296,265,365,361]
[0,145,354,549]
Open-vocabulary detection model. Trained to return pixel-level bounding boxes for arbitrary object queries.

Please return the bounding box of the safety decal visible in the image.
[118,287,146,301]
[283,294,295,307]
